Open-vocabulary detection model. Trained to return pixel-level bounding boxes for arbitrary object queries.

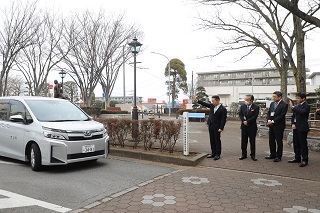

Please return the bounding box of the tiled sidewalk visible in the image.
[73,121,320,213]
[74,166,320,213]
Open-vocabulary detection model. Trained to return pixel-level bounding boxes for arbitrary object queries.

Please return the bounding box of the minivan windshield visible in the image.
[25,99,89,122]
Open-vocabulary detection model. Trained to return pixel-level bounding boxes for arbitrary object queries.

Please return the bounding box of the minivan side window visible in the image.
[9,100,29,122]
[0,100,9,121]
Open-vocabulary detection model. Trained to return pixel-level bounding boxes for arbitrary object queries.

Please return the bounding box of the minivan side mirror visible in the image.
[9,114,24,122]
[26,117,33,124]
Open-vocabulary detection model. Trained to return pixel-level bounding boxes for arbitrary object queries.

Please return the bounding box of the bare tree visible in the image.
[275,0,320,28]
[0,1,39,96]
[61,11,139,107]
[5,75,25,96]
[196,0,318,97]
[100,21,141,108]
[63,81,79,102]
[15,11,68,96]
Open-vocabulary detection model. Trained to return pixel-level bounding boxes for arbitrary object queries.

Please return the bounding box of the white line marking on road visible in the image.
[0,189,71,213]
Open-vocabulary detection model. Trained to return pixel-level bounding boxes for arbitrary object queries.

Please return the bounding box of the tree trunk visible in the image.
[293,14,307,93]
[171,75,175,109]
[280,67,288,103]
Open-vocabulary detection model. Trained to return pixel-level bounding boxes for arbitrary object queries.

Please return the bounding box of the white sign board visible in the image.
[183,112,189,156]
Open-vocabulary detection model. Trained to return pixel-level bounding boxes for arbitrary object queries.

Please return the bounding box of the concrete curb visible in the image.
[109,147,207,166]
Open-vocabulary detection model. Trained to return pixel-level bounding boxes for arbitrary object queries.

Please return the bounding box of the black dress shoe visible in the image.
[251,156,257,161]
[239,155,247,160]
[299,161,308,167]
[273,158,281,162]
[265,156,276,159]
[207,154,214,158]
[213,156,220,160]
[288,158,301,163]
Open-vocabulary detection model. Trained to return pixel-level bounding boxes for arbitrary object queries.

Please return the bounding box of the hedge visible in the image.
[100,109,129,114]
[94,118,182,153]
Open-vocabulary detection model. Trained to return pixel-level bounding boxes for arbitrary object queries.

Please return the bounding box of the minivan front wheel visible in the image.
[30,143,42,171]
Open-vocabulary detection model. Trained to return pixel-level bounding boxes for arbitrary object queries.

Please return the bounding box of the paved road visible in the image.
[0,157,174,212]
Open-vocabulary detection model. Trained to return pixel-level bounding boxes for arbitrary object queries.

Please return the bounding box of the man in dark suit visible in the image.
[193,95,227,160]
[239,95,260,161]
[288,92,310,167]
[265,91,288,162]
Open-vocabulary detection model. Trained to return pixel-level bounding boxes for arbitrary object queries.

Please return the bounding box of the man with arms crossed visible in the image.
[193,95,227,160]
[239,95,260,161]
[265,91,288,162]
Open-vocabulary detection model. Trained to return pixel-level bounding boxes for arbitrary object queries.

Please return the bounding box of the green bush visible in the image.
[100,109,129,114]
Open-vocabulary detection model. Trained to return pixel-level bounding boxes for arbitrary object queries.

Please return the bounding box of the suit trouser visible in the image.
[269,126,284,159]
[241,126,257,156]
[292,129,309,162]
[208,126,221,156]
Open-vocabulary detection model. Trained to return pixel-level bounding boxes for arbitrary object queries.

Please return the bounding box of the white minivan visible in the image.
[0,97,109,171]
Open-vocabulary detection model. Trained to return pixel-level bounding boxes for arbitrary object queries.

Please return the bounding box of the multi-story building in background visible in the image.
[96,96,143,105]
[197,68,320,106]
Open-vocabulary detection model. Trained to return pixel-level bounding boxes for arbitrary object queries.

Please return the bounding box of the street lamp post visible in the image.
[151,52,171,117]
[128,37,142,121]
[128,38,142,141]
[59,70,66,95]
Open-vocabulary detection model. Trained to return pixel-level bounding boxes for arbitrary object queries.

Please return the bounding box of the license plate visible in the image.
[82,145,95,153]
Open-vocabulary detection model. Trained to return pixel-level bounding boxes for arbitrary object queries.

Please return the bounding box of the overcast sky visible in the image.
[3,0,320,102]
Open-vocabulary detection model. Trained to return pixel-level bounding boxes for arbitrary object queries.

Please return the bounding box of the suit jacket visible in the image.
[239,103,260,129]
[266,100,288,129]
[197,100,227,130]
[291,102,310,132]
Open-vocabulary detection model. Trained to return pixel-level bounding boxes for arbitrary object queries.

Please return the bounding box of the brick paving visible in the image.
[74,120,320,213]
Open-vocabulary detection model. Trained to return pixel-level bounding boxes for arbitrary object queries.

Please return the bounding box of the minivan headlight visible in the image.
[43,127,68,140]
[102,128,107,137]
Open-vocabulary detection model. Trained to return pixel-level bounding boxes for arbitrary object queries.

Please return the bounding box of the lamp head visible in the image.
[128,37,142,54]
[59,70,66,79]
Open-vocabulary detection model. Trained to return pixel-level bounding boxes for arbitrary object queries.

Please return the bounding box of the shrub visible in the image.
[100,109,129,114]
[94,118,182,152]
[160,120,182,153]
[140,120,154,150]
[81,106,101,117]
[115,118,132,147]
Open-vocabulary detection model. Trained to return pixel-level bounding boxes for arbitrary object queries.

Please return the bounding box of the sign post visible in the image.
[183,112,189,156]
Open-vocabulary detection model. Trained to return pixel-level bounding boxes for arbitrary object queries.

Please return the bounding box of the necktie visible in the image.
[247,105,250,115]
[298,103,301,109]
[214,106,217,113]
[274,102,278,110]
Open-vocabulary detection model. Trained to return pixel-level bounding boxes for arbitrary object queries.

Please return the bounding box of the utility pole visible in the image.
[123,46,126,104]
[191,71,194,102]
